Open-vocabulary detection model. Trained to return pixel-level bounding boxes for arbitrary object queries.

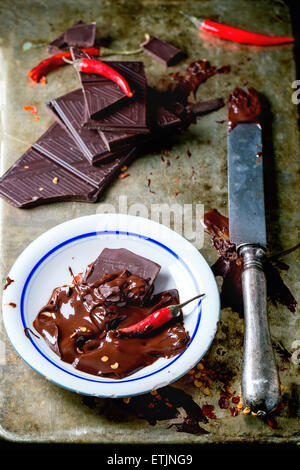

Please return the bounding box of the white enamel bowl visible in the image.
[2,214,220,397]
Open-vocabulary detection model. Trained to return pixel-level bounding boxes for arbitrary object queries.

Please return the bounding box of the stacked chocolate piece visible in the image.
[0,55,192,208]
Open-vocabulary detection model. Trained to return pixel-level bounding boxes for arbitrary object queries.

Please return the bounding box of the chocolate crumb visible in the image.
[147,178,156,194]
[8,302,16,308]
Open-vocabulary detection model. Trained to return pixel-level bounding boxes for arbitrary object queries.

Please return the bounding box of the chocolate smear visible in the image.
[204,209,297,315]
[4,276,14,290]
[227,87,261,131]
[167,60,231,105]
[83,385,209,435]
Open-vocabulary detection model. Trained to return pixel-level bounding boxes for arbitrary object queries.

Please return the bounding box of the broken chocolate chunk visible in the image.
[47,21,96,54]
[141,36,184,66]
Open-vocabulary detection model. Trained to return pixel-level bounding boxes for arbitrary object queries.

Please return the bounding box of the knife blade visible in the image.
[227,91,280,415]
[228,123,266,248]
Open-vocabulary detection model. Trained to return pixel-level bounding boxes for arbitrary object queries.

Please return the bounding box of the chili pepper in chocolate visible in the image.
[180,11,294,45]
[64,57,134,97]
[27,47,141,84]
[116,293,204,337]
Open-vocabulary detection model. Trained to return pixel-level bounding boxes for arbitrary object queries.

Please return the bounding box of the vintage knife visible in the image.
[227,89,280,415]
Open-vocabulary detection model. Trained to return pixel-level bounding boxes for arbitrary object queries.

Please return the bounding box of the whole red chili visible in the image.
[181,11,294,46]
[27,46,141,84]
[117,293,205,336]
[27,47,100,83]
[67,57,134,97]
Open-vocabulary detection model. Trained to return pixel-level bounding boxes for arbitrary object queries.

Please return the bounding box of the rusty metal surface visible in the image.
[0,0,299,444]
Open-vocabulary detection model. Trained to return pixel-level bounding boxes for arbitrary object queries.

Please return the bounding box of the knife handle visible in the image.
[239,245,280,415]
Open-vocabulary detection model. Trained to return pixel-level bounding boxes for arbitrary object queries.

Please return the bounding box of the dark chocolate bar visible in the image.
[83,248,161,303]
[46,88,150,164]
[71,48,129,120]
[0,124,140,208]
[65,22,96,48]
[147,88,182,131]
[82,62,149,133]
[141,36,184,66]
[33,123,135,187]
[47,21,95,54]
[0,147,97,208]
[46,88,114,164]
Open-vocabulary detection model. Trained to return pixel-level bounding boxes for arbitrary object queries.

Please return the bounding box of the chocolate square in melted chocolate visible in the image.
[83,248,161,304]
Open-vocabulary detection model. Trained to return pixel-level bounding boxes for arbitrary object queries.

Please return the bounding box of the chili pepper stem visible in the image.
[100,47,142,57]
[168,293,205,318]
[62,57,74,65]
[179,11,203,28]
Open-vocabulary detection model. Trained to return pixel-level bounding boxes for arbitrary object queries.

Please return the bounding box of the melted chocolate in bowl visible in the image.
[33,249,189,379]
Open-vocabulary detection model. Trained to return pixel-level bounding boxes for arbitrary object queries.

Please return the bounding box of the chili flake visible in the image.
[218,396,230,409]
[229,406,240,417]
[232,395,240,404]
[242,407,251,414]
[202,404,216,419]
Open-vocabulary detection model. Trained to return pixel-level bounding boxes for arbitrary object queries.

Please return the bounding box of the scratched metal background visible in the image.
[0,0,299,444]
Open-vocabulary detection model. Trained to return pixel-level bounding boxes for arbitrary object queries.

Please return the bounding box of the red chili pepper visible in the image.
[27,47,101,83]
[67,57,133,97]
[181,11,294,46]
[117,293,205,337]
[27,46,141,84]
